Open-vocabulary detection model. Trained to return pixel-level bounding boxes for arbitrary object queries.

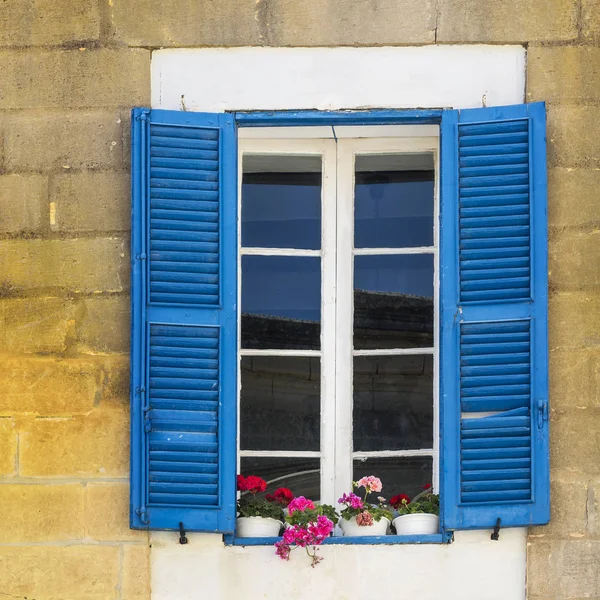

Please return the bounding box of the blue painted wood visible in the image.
[130,108,237,533]
[441,102,549,530]
[223,534,447,546]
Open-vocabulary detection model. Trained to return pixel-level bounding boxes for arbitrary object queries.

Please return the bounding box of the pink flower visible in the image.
[275,540,291,560]
[338,492,364,510]
[356,511,374,526]
[288,496,315,514]
[356,476,383,493]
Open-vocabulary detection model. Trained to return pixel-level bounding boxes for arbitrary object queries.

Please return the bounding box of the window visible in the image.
[238,132,439,509]
[130,105,550,540]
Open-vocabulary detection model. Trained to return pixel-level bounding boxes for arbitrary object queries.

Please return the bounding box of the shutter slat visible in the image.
[151,148,219,161]
[461,437,530,450]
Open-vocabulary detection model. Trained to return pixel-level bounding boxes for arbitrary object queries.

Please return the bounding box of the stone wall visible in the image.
[0,1,598,599]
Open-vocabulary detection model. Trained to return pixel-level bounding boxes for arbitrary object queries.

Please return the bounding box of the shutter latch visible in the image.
[491,518,501,541]
[179,522,188,545]
[537,399,548,429]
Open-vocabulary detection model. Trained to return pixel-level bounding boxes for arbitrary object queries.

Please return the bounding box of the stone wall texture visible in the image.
[0,1,598,599]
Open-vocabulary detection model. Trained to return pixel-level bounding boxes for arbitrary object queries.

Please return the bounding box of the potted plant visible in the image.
[274,496,338,567]
[236,475,286,537]
[338,476,393,536]
[390,485,439,535]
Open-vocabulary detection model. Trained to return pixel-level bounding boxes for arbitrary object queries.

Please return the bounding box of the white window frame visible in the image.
[237,127,440,511]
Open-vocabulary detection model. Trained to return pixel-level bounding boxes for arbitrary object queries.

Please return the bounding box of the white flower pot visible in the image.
[393,513,439,535]
[236,517,283,538]
[339,516,390,536]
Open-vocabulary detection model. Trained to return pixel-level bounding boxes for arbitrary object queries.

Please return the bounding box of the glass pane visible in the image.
[353,355,433,451]
[355,154,434,249]
[240,457,321,502]
[353,456,433,505]
[354,254,433,350]
[242,155,321,250]
[242,256,321,350]
[241,356,320,451]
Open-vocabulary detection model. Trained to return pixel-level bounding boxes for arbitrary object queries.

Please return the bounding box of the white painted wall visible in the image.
[150,46,528,600]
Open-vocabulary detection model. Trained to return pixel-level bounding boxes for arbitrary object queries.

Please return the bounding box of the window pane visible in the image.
[240,457,320,502]
[353,355,433,451]
[242,155,321,250]
[241,356,320,451]
[353,456,433,504]
[242,256,321,350]
[355,154,434,249]
[354,254,433,350]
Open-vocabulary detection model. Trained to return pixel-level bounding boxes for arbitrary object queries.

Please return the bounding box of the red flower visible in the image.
[237,475,247,491]
[423,483,432,490]
[244,475,267,494]
[389,494,411,509]
[273,487,294,507]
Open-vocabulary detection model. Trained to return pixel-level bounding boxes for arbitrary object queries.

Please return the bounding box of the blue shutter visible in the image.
[130,109,237,532]
[440,103,549,530]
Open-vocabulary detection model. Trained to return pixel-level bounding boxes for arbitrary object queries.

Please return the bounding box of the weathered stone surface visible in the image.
[549,230,600,290]
[0,545,119,599]
[122,545,151,600]
[549,292,600,349]
[561,540,600,597]
[5,111,125,171]
[0,484,85,542]
[0,49,150,109]
[0,0,101,47]
[19,407,129,477]
[85,483,146,541]
[547,105,600,169]
[0,357,102,415]
[0,419,17,476]
[0,238,128,294]
[0,297,82,354]
[548,168,600,228]
[79,295,130,353]
[550,348,600,410]
[551,408,600,475]
[528,46,600,103]
[527,539,561,598]
[50,171,130,232]
[0,174,46,233]
[530,473,589,538]
[582,0,600,40]
[437,0,578,42]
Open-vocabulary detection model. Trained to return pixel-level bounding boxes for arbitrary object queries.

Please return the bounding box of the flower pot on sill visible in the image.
[393,513,439,535]
[237,516,283,538]
[339,516,390,537]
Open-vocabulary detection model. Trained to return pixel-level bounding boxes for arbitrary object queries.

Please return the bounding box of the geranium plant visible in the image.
[391,485,439,516]
[237,475,285,521]
[338,476,393,525]
[274,496,339,567]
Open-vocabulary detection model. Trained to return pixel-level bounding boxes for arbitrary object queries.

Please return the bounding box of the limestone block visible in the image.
[0,238,129,294]
[550,348,600,410]
[0,174,46,233]
[85,483,146,541]
[0,0,100,46]
[548,168,600,228]
[437,0,578,42]
[5,110,125,171]
[549,292,600,349]
[0,49,150,109]
[122,545,151,600]
[526,539,561,598]
[561,540,600,597]
[547,104,600,169]
[551,408,600,475]
[583,0,600,40]
[0,484,85,542]
[0,419,17,476]
[0,357,102,415]
[78,295,130,354]
[528,46,600,103]
[0,546,119,599]
[0,297,82,354]
[19,407,129,477]
[549,230,600,290]
[49,171,130,232]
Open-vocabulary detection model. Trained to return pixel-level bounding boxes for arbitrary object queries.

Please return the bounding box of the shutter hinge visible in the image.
[136,253,147,261]
[537,399,548,429]
[136,109,150,122]
[136,506,150,524]
[144,414,152,433]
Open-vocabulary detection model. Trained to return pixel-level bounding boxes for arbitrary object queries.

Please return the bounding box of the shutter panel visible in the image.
[130,109,237,532]
[440,103,549,530]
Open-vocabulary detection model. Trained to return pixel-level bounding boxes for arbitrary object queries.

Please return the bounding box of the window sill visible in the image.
[224,533,446,546]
